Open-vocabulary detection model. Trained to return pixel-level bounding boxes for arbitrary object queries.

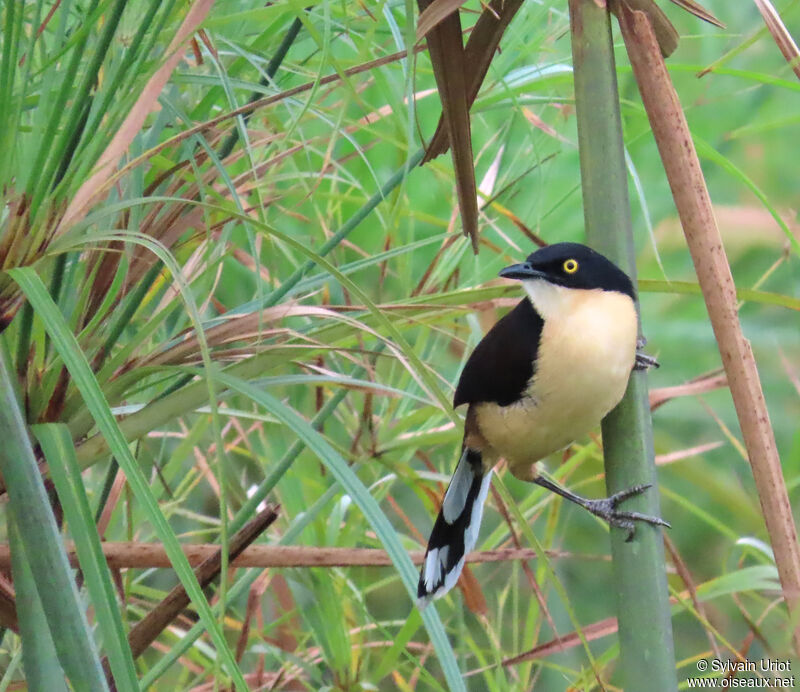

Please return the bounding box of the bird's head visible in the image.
[499,243,636,318]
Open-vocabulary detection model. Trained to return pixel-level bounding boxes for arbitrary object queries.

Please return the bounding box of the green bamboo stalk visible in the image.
[568,2,678,690]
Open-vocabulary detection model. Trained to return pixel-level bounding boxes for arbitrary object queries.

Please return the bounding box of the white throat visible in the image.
[522,280,574,321]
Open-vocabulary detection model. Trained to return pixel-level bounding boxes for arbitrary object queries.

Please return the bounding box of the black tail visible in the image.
[417,448,493,608]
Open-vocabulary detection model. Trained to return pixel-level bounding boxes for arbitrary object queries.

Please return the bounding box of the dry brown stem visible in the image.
[107,503,279,675]
[616,0,800,653]
[0,544,588,570]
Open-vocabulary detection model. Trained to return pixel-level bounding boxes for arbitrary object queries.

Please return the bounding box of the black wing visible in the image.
[453,298,543,407]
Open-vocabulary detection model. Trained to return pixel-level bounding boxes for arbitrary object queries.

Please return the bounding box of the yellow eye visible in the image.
[563,259,579,274]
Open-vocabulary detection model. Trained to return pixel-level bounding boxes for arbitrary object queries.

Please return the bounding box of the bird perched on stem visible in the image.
[417,242,668,607]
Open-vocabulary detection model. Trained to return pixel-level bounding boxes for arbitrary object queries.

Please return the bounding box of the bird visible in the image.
[416,242,669,607]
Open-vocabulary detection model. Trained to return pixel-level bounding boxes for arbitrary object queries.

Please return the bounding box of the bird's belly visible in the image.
[475,291,637,466]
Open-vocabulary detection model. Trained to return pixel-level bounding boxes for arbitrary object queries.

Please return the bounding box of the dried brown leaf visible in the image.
[753,0,800,81]
[425,0,524,160]
[418,0,480,251]
[779,349,800,397]
[655,440,724,465]
[617,1,800,652]
[521,107,571,144]
[664,535,722,659]
[667,0,724,29]
[416,0,470,40]
[458,565,488,615]
[0,544,571,570]
[489,483,561,642]
[612,0,679,57]
[106,504,277,673]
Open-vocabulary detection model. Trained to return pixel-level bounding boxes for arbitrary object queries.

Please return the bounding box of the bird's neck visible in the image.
[522,280,576,321]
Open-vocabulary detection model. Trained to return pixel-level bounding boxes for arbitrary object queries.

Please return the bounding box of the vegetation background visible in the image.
[0,0,798,689]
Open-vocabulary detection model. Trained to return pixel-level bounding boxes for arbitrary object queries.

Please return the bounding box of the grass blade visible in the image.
[8,266,249,691]
[8,519,70,692]
[34,423,138,692]
[0,341,108,691]
[216,372,467,692]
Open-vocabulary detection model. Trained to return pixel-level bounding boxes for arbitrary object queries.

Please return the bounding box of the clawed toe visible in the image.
[583,483,670,541]
[608,483,651,505]
[634,351,660,371]
[635,334,658,370]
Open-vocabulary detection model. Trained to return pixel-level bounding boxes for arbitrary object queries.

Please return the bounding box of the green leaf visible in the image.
[639,279,800,311]
[7,266,248,692]
[34,423,138,692]
[215,372,467,692]
[696,566,780,602]
[0,344,107,691]
[8,520,71,692]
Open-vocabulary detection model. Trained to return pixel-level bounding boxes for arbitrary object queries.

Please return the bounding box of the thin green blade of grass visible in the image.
[67,350,285,471]
[0,343,108,691]
[7,266,249,692]
[0,0,26,173]
[371,608,424,682]
[48,0,128,193]
[640,279,800,311]
[59,272,798,484]
[215,13,305,161]
[64,204,456,421]
[27,0,101,216]
[205,204,459,416]
[8,520,71,692]
[216,372,467,692]
[694,565,780,603]
[34,423,138,692]
[46,227,235,629]
[230,359,373,534]
[77,0,168,156]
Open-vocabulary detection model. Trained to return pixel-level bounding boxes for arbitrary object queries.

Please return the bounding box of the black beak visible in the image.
[498,262,548,281]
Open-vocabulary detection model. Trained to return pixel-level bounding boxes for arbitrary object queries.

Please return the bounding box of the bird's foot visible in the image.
[581,483,671,542]
[634,350,659,371]
[635,336,659,370]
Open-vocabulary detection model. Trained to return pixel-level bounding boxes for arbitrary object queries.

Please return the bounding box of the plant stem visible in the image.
[569,2,678,690]
[616,2,800,654]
